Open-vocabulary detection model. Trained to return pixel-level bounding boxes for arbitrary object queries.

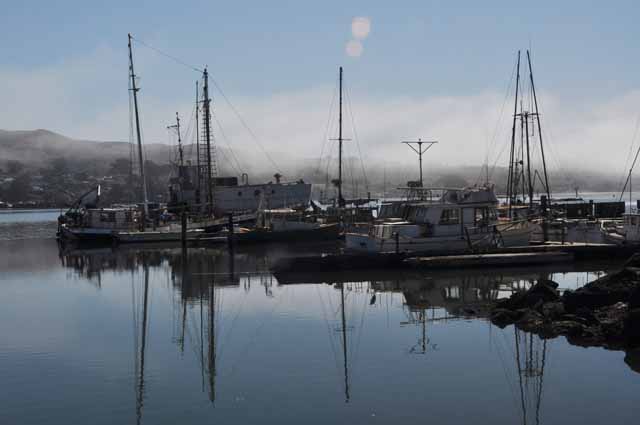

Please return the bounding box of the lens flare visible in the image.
[351,17,371,40]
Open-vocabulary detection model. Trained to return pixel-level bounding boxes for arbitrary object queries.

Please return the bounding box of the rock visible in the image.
[563,268,640,312]
[624,348,640,374]
[550,320,586,336]
[629,287,640,309]
[623,308,640,348]
[495,280,560,311]
[595,302,628,341]
[516,309,544,332]
[541,301,565,320]
[490,308,521,328]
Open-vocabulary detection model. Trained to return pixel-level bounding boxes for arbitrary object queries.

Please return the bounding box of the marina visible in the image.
[3,4,640,423]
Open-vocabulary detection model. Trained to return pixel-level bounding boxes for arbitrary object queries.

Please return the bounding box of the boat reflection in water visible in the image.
[55,243,625,423]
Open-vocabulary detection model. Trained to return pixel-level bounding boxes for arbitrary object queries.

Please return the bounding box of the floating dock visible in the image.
[406,251,573,269]
[271,242,639,273]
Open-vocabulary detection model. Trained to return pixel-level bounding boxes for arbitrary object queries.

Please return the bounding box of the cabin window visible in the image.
[439,208,460,225]
[238,191,242,197]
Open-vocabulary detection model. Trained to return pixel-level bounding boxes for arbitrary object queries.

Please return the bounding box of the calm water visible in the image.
[0,211,639,424]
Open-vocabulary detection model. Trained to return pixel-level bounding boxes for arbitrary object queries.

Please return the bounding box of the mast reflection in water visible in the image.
[25,241,635,424]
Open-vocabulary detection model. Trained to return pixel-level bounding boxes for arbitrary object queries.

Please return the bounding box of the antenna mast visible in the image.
[401,139,438,187]
[128,34,149,218]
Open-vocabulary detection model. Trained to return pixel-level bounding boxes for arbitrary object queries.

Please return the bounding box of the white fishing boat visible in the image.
[601,213,640,245]
[345,186,531,254]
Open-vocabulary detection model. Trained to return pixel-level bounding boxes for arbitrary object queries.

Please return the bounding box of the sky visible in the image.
[2,0,640,181]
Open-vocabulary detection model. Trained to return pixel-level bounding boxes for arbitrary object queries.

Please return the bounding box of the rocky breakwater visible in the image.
[490,254,640,372]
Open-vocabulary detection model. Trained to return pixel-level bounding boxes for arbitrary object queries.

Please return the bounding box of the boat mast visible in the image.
[338,66,345,208]
[507,51,521,218]
[195,81,201,208]
[127,34,149,217]
[203,69,214,215]
[168,112,184,167]
[527,50,551,202]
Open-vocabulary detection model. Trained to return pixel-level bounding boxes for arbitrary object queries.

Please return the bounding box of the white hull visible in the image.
[345,232,494,254]
[213,183,312,213]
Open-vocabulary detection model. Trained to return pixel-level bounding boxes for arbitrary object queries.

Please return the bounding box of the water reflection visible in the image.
[48,243,636,424]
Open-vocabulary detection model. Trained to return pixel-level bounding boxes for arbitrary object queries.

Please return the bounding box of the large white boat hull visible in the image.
[345,232,494,254]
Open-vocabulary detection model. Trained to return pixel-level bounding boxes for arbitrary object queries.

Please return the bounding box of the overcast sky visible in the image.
[2,0,640,179]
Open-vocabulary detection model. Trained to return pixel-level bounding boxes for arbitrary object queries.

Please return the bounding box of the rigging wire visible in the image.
[212,112,245,174]
[130,35,204,73]
[345,85,370,194]
[316,80,339,178]
[130,34,282,175]
[484,55,518,183]
[207,77,284,175]
[618,112,640,200]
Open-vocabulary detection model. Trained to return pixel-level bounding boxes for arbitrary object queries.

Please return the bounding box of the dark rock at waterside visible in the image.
[495,279,559,311]
[624,348,640,374]
[624,308,640,347]
[563,268,640,313]
[490,308,522,328]
[541,301,565,320]
[515,309,544,332]
[487,256,640,352]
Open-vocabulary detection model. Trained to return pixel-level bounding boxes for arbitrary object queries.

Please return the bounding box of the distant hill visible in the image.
[0,129,175,170]
[0,128,622,195]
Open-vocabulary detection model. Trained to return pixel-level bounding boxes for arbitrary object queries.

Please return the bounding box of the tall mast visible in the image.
[338,67,345,208]
[527,50,551,202]
[203,69,214,214]
[128,34,149,217]
[507,51,521,218]
[195,81,201,207]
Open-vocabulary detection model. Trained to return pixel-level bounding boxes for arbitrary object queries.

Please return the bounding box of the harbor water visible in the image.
[1,210,639,424]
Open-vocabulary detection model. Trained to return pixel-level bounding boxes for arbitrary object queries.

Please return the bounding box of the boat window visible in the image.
[238,191,242,197]
[439,208,460,225]
[632,217,637,226]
